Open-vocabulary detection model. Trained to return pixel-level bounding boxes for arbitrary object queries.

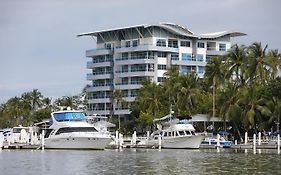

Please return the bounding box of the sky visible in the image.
[0,0,280,103]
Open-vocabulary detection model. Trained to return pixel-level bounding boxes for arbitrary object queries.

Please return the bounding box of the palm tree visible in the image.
[267,97,281,131]
[225,44,247,84]
[205,56,226,118]
[113,89,124,131]
[163,66,181,108]
[247,42,272,83]
[176,72,200,116]
[267,49,281,80]
[239,85,271,133]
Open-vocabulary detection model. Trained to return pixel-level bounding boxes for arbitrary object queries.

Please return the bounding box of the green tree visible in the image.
[113,89,125,131]
[176,72,200,116]
[205,56,226,118]
[247,42,272,83]
[239,85,271,133]
[225,44,248,84]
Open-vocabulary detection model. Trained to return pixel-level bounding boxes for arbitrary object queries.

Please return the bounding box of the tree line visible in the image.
[0,88,87,128]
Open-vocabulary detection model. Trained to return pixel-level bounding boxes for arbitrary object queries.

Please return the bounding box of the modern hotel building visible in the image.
[78,23,246,117]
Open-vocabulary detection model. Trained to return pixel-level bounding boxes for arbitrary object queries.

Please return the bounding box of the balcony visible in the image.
[86,73,112,80]
[87,61,112,69]
[115,44,179,53]
[87,85,113,92]
[86,48,113,57]
[87,98,111,103]
[115,70,154,78]
[171,60,206,67]
[206,47,227,56]
[115,58,155,65]
[115,83,142,90]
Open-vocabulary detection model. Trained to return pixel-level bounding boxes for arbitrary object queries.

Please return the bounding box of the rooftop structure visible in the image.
[78,22,246,117]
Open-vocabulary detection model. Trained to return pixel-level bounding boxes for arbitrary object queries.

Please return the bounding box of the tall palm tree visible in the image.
[267,49,281,80]
[239,85,271,133]
[163,66,181,108]
[113,89,124,131]
[176,72,200,116]
[225,44,247,84]
[247,42,272,83]
[267,97,281,131]
[205,56,226,118]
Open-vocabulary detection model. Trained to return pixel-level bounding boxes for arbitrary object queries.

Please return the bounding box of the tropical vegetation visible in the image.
[130,42,281,136]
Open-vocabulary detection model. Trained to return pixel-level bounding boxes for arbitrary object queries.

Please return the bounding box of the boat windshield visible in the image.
[51,112,86,124]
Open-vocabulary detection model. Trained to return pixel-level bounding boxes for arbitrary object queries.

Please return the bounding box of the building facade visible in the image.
[78,23,246,117]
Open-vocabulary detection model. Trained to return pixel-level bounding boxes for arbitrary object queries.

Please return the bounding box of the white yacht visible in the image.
[44,110,112,150]
[146,115,204,149]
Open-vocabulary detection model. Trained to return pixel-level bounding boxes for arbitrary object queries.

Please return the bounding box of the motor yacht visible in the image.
[146,115,204,149]
[44,110,111,150]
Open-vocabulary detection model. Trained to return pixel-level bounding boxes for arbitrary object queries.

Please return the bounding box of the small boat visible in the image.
[44,110,112,150]
[146,114,204,149]
[201,131,233,148]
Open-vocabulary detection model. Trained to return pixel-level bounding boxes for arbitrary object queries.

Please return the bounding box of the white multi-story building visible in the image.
[78,23,246,117]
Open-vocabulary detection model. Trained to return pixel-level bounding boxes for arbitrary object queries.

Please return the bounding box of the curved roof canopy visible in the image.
[198,31,247,39]
[77,22,246,39]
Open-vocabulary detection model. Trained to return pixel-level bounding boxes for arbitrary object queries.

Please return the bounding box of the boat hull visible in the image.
[162,135,204,149]
[146,135,204,149]
[45,137,111,150]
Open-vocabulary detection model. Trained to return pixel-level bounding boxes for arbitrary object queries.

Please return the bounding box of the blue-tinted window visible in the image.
[182,53,192,61]
[219,44,226,51]
[196,54,204,62]
[53,112,86,122]
[181,66,191,73]
[198,66,205,74]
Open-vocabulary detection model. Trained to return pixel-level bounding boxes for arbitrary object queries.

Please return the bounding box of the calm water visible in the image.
[0,149,280,175]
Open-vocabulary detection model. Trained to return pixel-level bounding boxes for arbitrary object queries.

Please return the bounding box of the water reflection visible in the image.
[0,149,280,175]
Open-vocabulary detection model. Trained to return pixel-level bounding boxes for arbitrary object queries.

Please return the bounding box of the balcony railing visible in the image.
[116,56,154,61]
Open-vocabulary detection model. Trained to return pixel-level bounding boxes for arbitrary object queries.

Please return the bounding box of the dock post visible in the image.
[115,130,119,149]
[245,132,248,145]
[253,133,256,154]
[258,132,261,146]
[146,131,150,140]
[217,134,220,148]
[41,130,45,150]
[132,131,137,146]
[158,135,162,150]
[277,134,280,154]
[235,140,237,145]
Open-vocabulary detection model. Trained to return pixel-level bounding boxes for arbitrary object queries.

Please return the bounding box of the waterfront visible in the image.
[0,149,280,175]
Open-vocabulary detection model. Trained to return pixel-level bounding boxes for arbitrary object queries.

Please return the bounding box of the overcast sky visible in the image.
[0,0,280,103]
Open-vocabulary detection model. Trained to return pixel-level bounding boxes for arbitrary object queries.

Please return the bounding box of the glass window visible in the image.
[206,55,212,62]
[55,127,98,135]
[105,43,112,50]
[53,112,86,122]
[198,66,205,74]
[156,39,166,47]
[197,42,205,48]
[178,131,185,136]
[132,40,139,47]
[196,54,204,62]
[157,77,166,82]
[219,43,226,51]
[168,39,178,48]
[180,41,191,47]
[157,52,167,58]
[171,53,179,60]
[125,41,130,47]
[182,53,192,61]
[157,64,167,70]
